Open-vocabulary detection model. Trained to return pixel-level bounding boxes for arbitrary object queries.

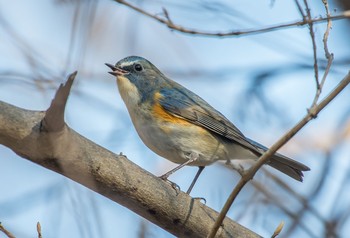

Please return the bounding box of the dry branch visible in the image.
[0,223,15,238]
[208,71,350,237]
[113,0,350,37]
[0,73,260,238]
[37,222,42,238]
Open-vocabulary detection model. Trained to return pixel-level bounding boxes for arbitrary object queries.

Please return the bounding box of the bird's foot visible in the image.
[191,197,206,204]
[159,175,181,194]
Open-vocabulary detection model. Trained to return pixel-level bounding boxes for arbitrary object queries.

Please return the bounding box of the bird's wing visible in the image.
[158,86,260,152]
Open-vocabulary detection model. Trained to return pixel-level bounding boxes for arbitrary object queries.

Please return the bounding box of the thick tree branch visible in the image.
[0,73,261,238]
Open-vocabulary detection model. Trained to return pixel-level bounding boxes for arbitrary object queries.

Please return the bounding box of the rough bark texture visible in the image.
[0,77,261,238]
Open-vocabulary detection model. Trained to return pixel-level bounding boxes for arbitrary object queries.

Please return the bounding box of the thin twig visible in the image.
[311,0,334,107]
[294,0,305,19]
[37,222,42,238]
[0,223,15,238]
[224,163,318,237]
[303,0,320,89]
[322,0,332,59]
[113,0,350,37]
[311,55,333,108]
[207,72,350,238]
[271,221,284,238]
[223,162,320,237]
[162,8,173,26]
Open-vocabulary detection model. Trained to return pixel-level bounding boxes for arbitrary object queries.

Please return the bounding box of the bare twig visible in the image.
[224,163,319,237]
[113,0,350,37]
[311,0,334,106]
[0,223,15,238]
[162,8,173,26]
[37,222,42,238]
[294,0,305,18]
[322,0,332,59]
[310,0,334,107]
[303,0,320,89]
[207,72,350,238]
[271,221,284,238]
[310,55,333,108]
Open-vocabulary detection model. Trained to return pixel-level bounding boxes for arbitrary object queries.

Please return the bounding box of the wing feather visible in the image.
[158,87,259,152]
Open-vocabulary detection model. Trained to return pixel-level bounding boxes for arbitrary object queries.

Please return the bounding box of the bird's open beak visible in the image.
[105,63,129,76]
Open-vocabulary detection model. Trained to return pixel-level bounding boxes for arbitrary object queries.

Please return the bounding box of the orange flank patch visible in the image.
[152,102,191,125]
[152,92,208,135]
[152,92,191,126]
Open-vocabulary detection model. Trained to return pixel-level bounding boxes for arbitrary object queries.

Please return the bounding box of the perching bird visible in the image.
[106,56,310,194]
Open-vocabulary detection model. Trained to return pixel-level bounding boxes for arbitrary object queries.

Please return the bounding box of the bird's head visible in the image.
[106,56,166,106]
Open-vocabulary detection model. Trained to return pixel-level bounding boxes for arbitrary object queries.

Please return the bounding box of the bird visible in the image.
[106,56,310,194]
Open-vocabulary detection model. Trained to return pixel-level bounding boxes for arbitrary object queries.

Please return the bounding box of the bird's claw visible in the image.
[192,197,206,204]
[170,181,181,192]
[159,174,168,180]
[159,176,181,194]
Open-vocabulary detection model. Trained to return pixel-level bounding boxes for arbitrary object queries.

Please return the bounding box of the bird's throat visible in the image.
[117,76,141,108]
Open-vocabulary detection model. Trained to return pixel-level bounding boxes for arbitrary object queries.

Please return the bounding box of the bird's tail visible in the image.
[246,138,310,181]
[267,153,310,181]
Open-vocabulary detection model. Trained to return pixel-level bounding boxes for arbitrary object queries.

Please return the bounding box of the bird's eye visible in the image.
[134,63,143,72]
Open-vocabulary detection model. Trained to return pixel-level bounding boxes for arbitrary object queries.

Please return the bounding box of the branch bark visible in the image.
[0,73,261,238]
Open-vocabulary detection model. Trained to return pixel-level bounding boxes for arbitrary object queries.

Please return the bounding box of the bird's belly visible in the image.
[133,117,228,166]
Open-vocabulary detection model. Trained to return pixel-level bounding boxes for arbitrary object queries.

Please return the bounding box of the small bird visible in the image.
[106,56,310,194]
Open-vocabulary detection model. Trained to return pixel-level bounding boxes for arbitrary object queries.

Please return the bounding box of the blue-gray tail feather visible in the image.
[246,138,310,182]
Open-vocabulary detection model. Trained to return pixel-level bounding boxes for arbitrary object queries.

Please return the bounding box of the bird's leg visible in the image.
[186,166,205,194]
[159,152,199,192]
[159,152,199,180]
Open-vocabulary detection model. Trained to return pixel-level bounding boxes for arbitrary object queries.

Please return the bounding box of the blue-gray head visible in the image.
[106,56,164,80]
[106,56,168,104]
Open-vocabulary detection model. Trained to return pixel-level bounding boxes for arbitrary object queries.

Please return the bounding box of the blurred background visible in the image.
[1,0,350,237]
